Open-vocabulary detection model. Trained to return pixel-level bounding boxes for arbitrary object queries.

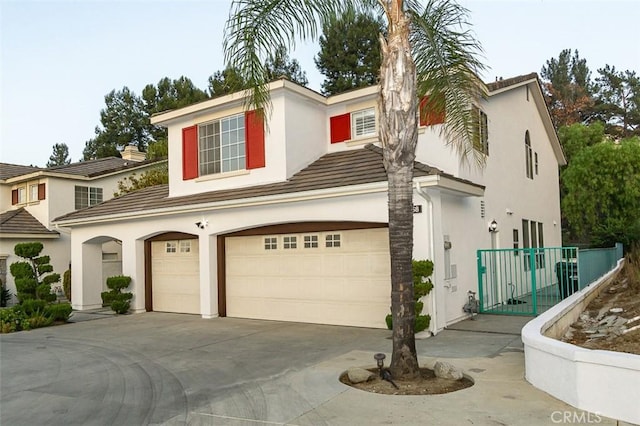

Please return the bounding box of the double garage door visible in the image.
[225,228,391,328]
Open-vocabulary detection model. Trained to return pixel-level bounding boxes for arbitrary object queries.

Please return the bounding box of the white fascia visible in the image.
[0,233,59,239]
[414,175,484,197]
[54,181,390,227]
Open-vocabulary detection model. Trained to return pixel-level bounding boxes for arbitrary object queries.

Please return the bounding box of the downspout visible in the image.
[415,181,437,334]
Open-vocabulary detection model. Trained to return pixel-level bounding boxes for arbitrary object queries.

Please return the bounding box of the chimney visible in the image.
[121,145,146,162]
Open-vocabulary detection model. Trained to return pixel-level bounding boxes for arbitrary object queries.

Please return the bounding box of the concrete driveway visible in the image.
[0,312,623,425]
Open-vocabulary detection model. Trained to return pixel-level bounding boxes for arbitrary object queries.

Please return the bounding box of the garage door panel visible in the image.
[151,240,200,315]
[226,228,391,328]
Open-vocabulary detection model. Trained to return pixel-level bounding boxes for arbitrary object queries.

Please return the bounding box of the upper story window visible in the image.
[525,130,534,179]
[351,108,376,138]
[199,113,246,176]
[75,185,103,210]
[330,107,376,144]
[472,106,489,155]
[12,182,45,206]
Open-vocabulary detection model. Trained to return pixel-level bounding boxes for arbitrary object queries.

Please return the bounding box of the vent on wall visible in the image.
[480,200,485,218]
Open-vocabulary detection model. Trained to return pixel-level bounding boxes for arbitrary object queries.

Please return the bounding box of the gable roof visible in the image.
[1,157,165,183]
[486,72,539,93]
[0,208,59,238]
[54,145,483,225]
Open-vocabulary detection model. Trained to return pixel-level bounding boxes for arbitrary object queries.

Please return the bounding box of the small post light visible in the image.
[488,219,498,233]
[374,353,386,370]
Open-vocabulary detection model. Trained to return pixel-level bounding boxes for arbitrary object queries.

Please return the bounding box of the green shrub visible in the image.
[63,269,71,301]
[386,259,434,332]
[21,299,47,316]
[28,313,53,329]
[10,242,60,303]
[103,275,133,314]
[110,300,131,315]
[106,275,132,292]
[101,291,115,306]
[0,307,31,333]
[45,303,72,322]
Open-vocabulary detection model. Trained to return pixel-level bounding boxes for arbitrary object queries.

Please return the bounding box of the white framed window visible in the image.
[166,241,177,253]
[303,235,319,249]
[283,236,297,249]
[179,240,191,253]
[75,186,103,209]
[264,237,277,250]
[29,184,39,202]
[351,108,376,138]
[17,187,26,204]
[199,113,246,176]
[325,234,341,248]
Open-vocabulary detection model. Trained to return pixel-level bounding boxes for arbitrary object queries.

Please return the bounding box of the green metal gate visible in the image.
[476,247,578,316]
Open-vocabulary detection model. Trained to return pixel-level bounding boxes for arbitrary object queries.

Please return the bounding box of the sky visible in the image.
[1,0,639,167]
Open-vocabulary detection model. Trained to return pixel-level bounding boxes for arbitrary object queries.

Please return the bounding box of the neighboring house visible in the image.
[54,73,565,332]
[0,146,163,304]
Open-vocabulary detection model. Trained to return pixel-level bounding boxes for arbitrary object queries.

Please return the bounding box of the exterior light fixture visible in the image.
[374,353,386,370]
[488,219,498,233]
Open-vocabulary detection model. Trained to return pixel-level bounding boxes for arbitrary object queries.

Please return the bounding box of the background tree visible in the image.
[114,163,169,197]
[540,49,594,128]
[593,65,640,138]
[315,10,384,95]
[562,137,640,248]
[208,67,249,97]
[142,76,209,142]
[83,87,150,160]
[557,122,606,165]
[264,46,308,86]
[46,143,71,167]
[224,0,484,379]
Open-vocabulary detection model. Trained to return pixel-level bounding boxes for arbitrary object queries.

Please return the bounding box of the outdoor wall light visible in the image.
[488,219,498,233]
[374,353,386,370]
[195,219,209,229]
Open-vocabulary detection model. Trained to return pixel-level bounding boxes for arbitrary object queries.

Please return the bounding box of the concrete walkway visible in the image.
[0,313,629,425]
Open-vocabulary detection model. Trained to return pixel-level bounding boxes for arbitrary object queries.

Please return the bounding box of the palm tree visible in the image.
[224,0,485,379]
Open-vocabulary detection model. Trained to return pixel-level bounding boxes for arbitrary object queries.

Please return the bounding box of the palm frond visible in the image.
[408,0,487,166]
[224,0,370,114]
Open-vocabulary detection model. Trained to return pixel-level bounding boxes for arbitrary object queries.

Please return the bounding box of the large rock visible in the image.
[347,367,375,384]
[434,361,464,380]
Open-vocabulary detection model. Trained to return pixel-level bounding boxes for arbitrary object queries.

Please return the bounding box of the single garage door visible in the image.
[151,239,200,314]
[226,228,391,328]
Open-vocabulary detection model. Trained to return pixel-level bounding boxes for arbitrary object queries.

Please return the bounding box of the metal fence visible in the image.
[476,244,623,316]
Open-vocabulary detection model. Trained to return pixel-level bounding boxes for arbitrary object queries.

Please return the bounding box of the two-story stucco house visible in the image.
[0,146,163,304]
[54,73,565,332]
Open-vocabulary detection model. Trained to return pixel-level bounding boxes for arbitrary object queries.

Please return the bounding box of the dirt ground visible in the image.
[560,257,640,355]
[339,367,473,395]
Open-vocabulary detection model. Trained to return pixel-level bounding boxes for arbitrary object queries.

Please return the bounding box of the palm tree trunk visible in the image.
[379,1,420,379]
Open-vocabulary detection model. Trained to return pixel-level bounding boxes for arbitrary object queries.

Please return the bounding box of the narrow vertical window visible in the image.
[513,229,519,255]
[525,131,533,179]
[534,152,539,175]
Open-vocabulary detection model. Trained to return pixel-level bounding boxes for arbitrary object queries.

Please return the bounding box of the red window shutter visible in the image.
[419,96,445,126]
[11,189,18,205]
[330,113,351,143]
[182,125,199,180]
[245,109,265,169]
[38,183,46,200]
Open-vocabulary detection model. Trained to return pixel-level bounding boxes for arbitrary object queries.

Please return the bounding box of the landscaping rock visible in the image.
[434,361,464,380]
[347,367,375,384]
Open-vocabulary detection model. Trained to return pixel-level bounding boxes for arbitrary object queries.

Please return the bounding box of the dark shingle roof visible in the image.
[55,145,482,223]
[0,208,59,236]
[486,73,539,92]
[0,163,42,180]
[45,157,163,178]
